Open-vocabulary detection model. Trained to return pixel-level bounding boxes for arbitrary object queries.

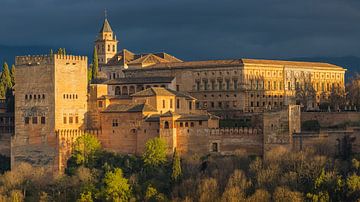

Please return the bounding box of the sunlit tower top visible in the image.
[95,11,118,65]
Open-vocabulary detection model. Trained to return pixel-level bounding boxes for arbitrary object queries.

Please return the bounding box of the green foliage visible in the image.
[57,48,66,55]
[0,62,12,98]
[49,49,54,57]
[77,192,93,202]
[91,47,99,81]
[142,137,167,167]
[171,148,182,182]
[69,134,101,170]
[88,64,93,84]
[101,168,132,202]
[10,64,15,86]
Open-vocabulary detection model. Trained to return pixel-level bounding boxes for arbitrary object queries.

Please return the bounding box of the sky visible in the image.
[1,0,360,61]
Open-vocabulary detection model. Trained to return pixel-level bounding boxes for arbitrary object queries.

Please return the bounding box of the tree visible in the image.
[171,148,182,182]
[198,178,219,202]
[57,48,66,55]
[346,74,360,109]
[0,62,12,97]
[49,49,54,57]
[295,77,316,111]
[72,134,101,166]
[142,137,167,167]
[87,64,93,84]
[91,47,99,81]
[273,186,303,202]
[101,168,131,202]
[329,85,346,111]
[10,64,15,86]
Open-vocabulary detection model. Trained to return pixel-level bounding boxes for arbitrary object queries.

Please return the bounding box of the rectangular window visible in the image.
[204,80,208,90]
[189,101,192,110]
[180,122,183,127]
[288,82,291,90]
[273,81,277,90]
[268,81,271,90]
[75,114,79,124]
[211,102,214,108]
[163,100,166,108]
[98,101,103,108]
[25,117,29,124]
[196,81,200,91]
[176,99,180,109]
[32,117,38,124]
[218,102,222,108]
[69,117,73,124]
[63,116,67,124]
[219,81,223,90]
[199,121,202,126]
[170,99,173,108]
[234,80,238,90]
[212,142,219,152]
[41,117,45,124]
[279,82,282,90]
[226,80,230,90]
[176,85,180,91]
[112,119,119,127]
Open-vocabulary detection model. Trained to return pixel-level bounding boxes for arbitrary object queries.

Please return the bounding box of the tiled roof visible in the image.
[241,59,344,69]
[105,77,175,85]
[105,49,182,66]
[98,95,131,100]
[102,103,157,113]
[166,89,196,100]
[144,114,160,122]
[100,18,113,33]
[176,114,212,121]
[131,87,175,97]
[124,58,345,70]
[160,111,180,117]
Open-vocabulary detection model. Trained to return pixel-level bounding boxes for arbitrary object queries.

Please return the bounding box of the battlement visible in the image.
[15,54,88,66]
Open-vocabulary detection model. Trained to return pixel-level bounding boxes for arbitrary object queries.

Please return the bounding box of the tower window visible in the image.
[212,142,219,152]
[113,45,115,52]
[170,99,173,108]
[25,117,29,124]
[112,119,119,127]
[32,117,38,124]
[176,99,180,109]
[41,117,46,124]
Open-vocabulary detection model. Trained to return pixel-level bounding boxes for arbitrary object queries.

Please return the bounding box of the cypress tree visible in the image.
[10,64,15,86]
[91,47,99,81]
[171,148,182,182]
[88,64,93,84]
[50,49,54,57]
[0,62,12,97]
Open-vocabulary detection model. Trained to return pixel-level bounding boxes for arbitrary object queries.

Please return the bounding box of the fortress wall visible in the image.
[175,127,263,156]
[302,112,360,128]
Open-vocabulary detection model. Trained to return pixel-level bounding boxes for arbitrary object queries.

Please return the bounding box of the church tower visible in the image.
[95,16,118,65]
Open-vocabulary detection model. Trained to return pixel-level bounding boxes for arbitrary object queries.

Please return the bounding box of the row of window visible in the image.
[63,115,79,124]
[196,70,238,76]
[25,94,45,100]
[195,79,238,91]
[250,101,283,107]
[96,44,116,53]
[63,94,79,99]
[24,116,46,124]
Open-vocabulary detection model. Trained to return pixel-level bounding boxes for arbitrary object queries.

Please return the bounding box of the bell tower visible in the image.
[95,12,118,65]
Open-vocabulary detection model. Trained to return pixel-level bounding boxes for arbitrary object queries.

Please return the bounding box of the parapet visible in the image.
[15,54,88,66]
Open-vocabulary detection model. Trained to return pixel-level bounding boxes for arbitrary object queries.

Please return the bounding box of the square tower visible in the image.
[13,54,88,172]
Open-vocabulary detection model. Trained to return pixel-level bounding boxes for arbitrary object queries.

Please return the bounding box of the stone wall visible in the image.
[302,112,360,128]
[0,133,11,157]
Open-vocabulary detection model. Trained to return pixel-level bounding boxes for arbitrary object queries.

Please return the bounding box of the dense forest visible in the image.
[1,134,360,202]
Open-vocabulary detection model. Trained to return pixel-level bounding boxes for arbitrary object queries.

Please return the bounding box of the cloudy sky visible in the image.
[1,0,360,61]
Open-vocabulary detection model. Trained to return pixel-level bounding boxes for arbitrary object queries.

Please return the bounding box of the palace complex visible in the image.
[0,17,350,173]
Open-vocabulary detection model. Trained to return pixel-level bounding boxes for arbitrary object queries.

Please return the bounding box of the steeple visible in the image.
[95,10,118,65]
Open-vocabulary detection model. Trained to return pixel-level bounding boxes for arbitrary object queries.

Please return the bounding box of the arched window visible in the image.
[113,45,115,52]
[129,86,135,95]
[115,86,121,95]
[164,121,169,129]
[108,45,110,51]
[121,86,128,95]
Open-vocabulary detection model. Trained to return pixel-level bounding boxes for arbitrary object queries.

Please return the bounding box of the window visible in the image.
[177,99,180,109]
[176,85,180,91]
[234,80,238,90]
[41,117,46,124]
[189,101,192,110]
[38,95,41,99]
[98,101,103,108]
[288,82,291,90]
[69,116,73,124]
[196,81,200,91]
[113,45,115,52]
[226,80,230,90]
[32,117,38,124]
[219,81,223,90]
[34,94,36,99]
[190,122,194,127]
[25,117,29,124]
[29,95,32,99]
[170,99,173,108]
[267,81,271,90]
[25,95,28,100]
[204,80,208,90]
[211,102,215,108]
[112,119,119,127]
[63,116,67,124]
[185,122,189,127]
[199,121,202,126]
[75,116,79,124]
[211,80,215,90]
[163,100,166,108]
[212,142,219,152]
[180,122,183,127]
[273,81,277,90]
[164,121,169,129]
[218,102,222,108]
[42,94,45,99]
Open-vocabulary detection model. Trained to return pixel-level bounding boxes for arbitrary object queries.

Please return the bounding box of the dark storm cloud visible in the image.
[1,0,360,60]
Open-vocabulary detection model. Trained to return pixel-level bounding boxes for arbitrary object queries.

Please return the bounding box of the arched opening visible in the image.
[121,86,128,95]
[129,86,135,95]
[164,121,169,129]
[115,86,121,95]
